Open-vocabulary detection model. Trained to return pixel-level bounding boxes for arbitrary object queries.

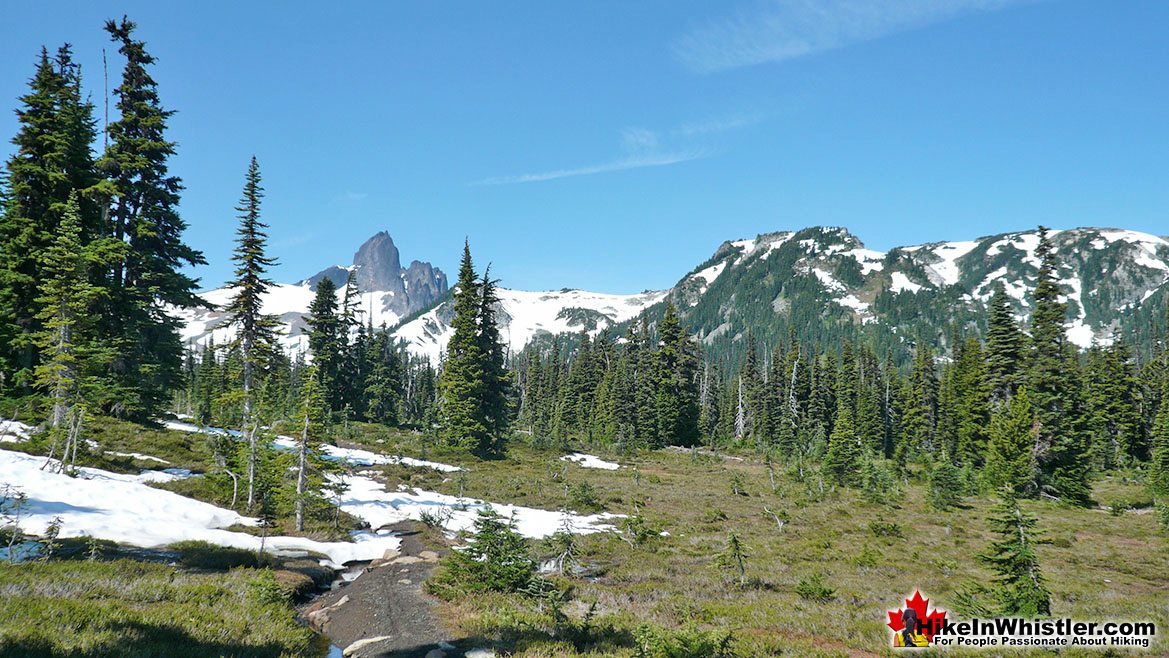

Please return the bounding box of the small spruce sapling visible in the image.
[715,531,749,587]
[979,491,1052,616]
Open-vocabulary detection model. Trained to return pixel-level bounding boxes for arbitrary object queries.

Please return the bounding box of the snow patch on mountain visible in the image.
[393,288,669,362]
[890,271,923,294]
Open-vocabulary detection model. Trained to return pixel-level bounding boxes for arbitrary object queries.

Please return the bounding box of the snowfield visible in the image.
[0,421,620,567]
[0,419,34,443]
[271,435,463,472]
[561,453,620,470]
[0,448,401,566]
[339,476,622,538]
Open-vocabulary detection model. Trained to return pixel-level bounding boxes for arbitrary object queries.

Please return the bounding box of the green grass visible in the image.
[388,440,1169,657]
[0,560,317,658]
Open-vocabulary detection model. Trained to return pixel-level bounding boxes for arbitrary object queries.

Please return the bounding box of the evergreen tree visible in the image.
[653,303,700,448]
[1150,377,1169,499]
[364,328,402,426]
[100,18,206,417]
[979,493,1052,617]
[928,455,964,510]
[715,531,749,587]
[437,242,489,454]
[985,387,1037,495]
[1026,227,1090,504]
[1083,338,1143,468]
[898,345,938,462]
[224,156,279,510]
[33,193,105,471]
[305,278,342,410]
[952,337,991,466]
[0,46,100,390]
[824,394,861,486]
[985,283,1025,406]
[432,509,536,595]
[477,268,511,455]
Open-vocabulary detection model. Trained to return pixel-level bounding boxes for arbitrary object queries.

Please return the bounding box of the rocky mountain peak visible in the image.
[299,230,448,319]
[353,231,404,293]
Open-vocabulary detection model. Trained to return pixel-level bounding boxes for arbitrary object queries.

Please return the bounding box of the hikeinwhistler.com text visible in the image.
[931,618,1157,649]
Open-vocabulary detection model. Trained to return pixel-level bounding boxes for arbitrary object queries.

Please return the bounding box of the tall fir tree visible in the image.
[33,193,106,470]
[1026,227,1091,504]
[0,46,100,390]
[824,393,862,486]
[1150,376,1169,499]
[653,302,700,448]
[985,283,1025,407]
[99,18,206,417]
[437,242,488,453]
[305,278,343,410]
[477,267,511,455]
[224,156,279,510]
[985,387,1037,495]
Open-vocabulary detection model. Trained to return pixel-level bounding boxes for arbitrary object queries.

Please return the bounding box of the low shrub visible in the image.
[794,573,835,602]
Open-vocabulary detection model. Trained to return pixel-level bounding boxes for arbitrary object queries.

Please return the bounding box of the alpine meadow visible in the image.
[1,3,1168,658]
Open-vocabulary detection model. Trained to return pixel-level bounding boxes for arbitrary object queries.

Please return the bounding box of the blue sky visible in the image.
[1,1,1166,293]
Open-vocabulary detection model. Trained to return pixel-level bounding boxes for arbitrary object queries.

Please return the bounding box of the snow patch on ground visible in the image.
[163,420,241,437]
[105,451,171,465]
[339,476,621,539]
[271,436,462,472]
[0,448,400,567]
[561,453,620,470]
[0,419,34,443]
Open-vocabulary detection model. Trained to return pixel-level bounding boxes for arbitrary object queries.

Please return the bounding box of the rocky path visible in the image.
[301,521,485,658]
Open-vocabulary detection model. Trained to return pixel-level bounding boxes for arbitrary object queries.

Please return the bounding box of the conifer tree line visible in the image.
[514,303,700,452]
[0,18,204,420]
[517,228,1169,508]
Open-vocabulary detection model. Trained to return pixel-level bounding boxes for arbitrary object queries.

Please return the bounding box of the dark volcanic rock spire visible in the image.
[302,231,448,318]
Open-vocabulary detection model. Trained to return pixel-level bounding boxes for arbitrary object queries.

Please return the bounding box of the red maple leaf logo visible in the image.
[887,590,948,642]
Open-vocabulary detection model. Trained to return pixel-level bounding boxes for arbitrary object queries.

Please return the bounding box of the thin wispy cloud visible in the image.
[473,127,706,185]
[674,0,1033,73]
[675,112,766,137]
[335,191,369,202]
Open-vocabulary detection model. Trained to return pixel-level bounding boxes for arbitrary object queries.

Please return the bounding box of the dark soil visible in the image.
[300,521,466,658]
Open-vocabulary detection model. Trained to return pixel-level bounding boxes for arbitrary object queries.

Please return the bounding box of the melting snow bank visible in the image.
[0,449,400,567]
[164,420,463,472]
[338,475,622,539]
[271,436,462,472]
[0,419,34,443]
[561,453,620,471]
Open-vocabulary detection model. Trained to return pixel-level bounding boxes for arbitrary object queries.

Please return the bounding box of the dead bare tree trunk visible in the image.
[295,411,309,532]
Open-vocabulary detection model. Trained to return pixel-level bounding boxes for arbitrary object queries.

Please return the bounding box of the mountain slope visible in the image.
[393,288,669,362]
[176,226,1169,363]
[669,226,1169,362]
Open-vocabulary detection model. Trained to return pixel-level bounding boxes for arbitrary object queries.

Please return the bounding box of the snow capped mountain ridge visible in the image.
[175,225,1169,362]
[673,226,1169,351]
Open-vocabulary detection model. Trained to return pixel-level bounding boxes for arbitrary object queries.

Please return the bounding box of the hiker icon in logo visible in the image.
[894,607,929,647]
[888,591,946,648]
